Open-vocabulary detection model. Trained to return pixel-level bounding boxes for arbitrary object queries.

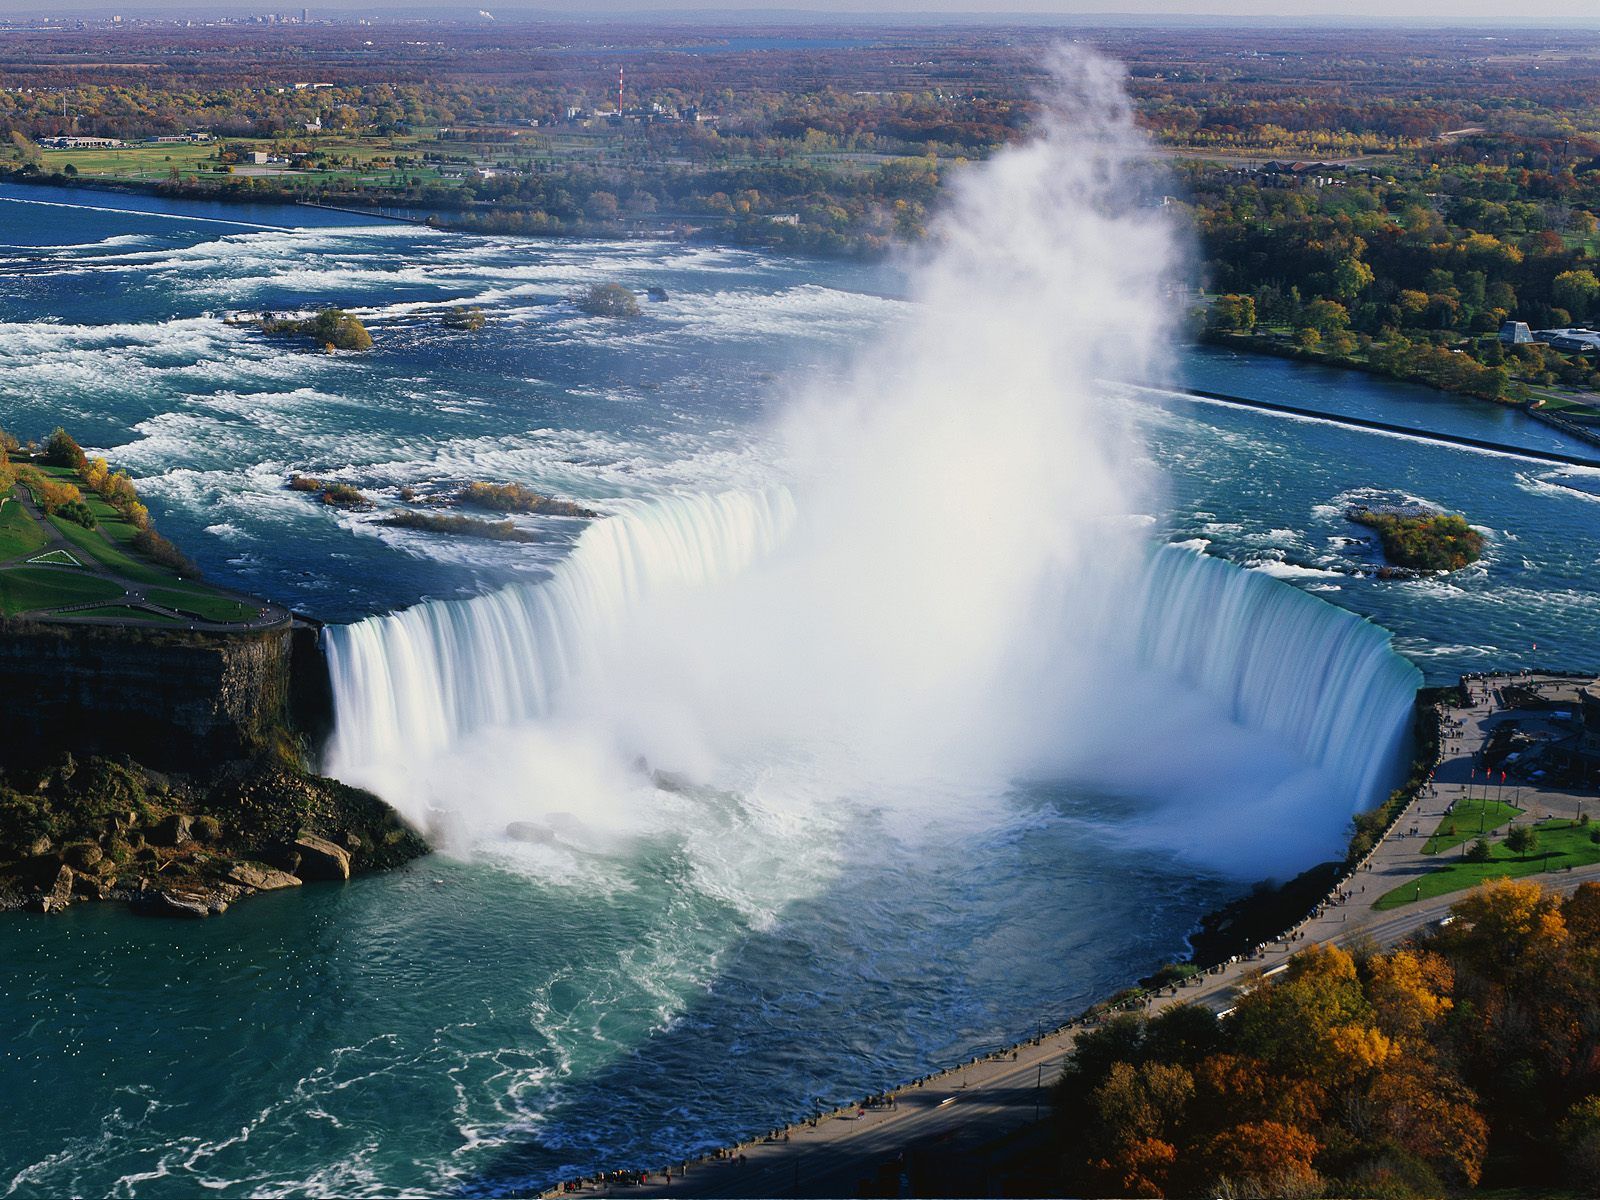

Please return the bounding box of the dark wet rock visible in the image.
[2,753,426,916]
[226,862,303,891]
[36,864,74,913]
[291,834,350,881]
[143,886,230,918]
[152,813,194,846]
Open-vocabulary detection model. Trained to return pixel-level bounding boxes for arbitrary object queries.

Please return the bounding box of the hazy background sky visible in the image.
[6,1,1600,24]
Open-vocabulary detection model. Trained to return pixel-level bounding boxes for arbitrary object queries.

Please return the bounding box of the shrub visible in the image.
[287,475,370,509]
[57,498,96,529]
[258,308,373,351]
[378,510,537,542]
[43,427,87,470]
[440,305,486,331]
[133,528,199,577]
[458,481,597,517]
[574,282,641,318]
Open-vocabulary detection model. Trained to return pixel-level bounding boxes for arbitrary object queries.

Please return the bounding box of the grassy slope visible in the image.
[144,587,255,623]
[68,604,184,624]
[1423,797,1522,855]
[15,465,256,619]
[1376,820,1600,910]
[0,492,49,559]
[0,566,123,615]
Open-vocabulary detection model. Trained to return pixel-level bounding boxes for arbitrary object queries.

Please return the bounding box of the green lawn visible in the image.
[46,512,178,588]
[69,604,184,624]
[6,461,261,624]
[0,492,48,559]
[144,587,258,624]
[1376,820,1600,910]
[1424,797,1522,855]
[0,566,124,615]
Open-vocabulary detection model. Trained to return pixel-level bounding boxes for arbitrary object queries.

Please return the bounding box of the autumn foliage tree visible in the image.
[1050,880,1600,1197]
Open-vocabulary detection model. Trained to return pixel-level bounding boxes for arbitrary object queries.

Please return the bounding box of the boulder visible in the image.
[151,814,194,847]
[63,842,104,871]
[36,864,74,913]
[26,835,52,858]
[506,821,555,844]
[291,835,350,881]
[144,887,227,918]
[226,862,304,892]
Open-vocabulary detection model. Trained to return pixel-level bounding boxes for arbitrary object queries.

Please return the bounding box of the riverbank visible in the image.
[554,686,1452,1196]
[1145,384,1600,470]
[568,670,1600,1198]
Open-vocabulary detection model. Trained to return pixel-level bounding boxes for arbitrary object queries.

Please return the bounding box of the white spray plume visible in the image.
[549,46,1183,784]
[325,49,1415,880]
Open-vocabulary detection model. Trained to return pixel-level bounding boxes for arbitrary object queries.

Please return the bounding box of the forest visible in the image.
[2,21,1598,394]
[1049,879,1600,1199]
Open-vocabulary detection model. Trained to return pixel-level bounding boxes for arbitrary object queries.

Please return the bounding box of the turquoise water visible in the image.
[1,184,1596,1196]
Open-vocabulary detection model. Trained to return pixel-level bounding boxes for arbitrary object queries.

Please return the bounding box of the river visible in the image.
[0,183,1595,1197]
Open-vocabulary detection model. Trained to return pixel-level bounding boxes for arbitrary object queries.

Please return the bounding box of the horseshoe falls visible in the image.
[324,484,1420,877]
[323,488,796,786]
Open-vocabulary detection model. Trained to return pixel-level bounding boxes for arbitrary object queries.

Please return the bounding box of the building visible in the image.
[1534,328,1600,354]
[1498,320,1533,345]
[38,136,123,149]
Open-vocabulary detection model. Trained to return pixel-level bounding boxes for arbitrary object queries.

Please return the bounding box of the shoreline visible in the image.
[551,684,1456,1196]
[565,669,1600,1198]
[1146,383,1600,470]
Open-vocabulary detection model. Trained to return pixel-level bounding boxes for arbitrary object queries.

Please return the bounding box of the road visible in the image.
[562,673,1600,1199]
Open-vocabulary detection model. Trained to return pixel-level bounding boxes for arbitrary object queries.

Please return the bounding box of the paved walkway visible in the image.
[560,673,1600,1199]
[2,483,287,632]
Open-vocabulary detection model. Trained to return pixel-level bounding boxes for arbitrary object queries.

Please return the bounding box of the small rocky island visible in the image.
[1347,503,1486,572]
[244,307,374,352]
[574,282,642,318]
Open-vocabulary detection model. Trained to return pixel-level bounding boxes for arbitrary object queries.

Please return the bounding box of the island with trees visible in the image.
[251,308,373,352]
[1348,505,1486,573]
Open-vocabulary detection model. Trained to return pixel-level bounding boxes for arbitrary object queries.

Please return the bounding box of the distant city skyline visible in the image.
[4,0,1600,25]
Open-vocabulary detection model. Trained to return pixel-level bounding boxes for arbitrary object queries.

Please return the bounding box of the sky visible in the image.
[6,0,1600,22]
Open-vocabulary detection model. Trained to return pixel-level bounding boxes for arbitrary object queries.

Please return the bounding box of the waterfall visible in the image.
[325,490,1420,842]
[323,489,795,778]
[1131,544,1422,807]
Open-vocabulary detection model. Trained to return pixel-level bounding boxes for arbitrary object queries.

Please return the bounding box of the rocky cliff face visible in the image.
[0,621,292,771]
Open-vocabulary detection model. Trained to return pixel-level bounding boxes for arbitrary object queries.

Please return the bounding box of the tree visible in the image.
[1465,838,1492,863]
[1365,949,1453,1040]
[1331,255,1374,301]
[44,428,87,470]
[1367,1060,1489,1187]
[1505,825,1537,858]
[1208,293,1256,332]
[1203,1120,1321,1197]
[1552,269,1600,322]
[1304,298,1350,335]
